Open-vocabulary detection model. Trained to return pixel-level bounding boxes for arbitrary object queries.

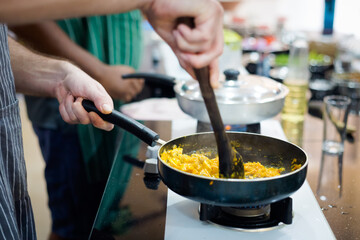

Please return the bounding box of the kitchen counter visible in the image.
[302,112,360,240]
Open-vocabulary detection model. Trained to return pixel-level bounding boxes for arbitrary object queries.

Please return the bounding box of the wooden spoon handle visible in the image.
[194,67,233,177]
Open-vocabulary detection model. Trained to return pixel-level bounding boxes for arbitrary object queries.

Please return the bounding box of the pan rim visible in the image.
[158,131,308,182]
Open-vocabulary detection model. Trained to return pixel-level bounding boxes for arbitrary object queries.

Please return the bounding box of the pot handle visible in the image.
[122,72,176,87]
[82,99,160,146]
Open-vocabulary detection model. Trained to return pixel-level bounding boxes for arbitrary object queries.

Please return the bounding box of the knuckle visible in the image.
[79,118,90,125]
[200,34,211,42]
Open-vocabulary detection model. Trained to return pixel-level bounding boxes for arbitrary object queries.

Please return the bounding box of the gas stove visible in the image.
[199,197,292,231]
[163,119,335,239]
[195,120,289,231]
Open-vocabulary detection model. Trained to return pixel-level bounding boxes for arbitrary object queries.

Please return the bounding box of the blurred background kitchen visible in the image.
[20,0,360,239]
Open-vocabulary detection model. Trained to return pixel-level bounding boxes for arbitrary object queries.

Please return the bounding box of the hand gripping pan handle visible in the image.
[82,99,160,147]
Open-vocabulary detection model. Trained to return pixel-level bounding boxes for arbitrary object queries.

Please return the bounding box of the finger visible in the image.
[178,57,196,79]
[120,82,138,102]
[177,16,224,69]
[134,79,145,92]
[73,98,91,125]
[182,38,223,69]
[173,29,211,53]
[89,112,114,131]
[174,50,196,79]
[128,78,144,95]
[83,81,114,114]
[64,94,78,122]
[94,85,114,114]
[187,53,220,86]
[119,77,144,102]
[178,52,219,88]
[209,59,220,89]
[59,103,72,124]
[122,93,132,103]
[177,24,211,44]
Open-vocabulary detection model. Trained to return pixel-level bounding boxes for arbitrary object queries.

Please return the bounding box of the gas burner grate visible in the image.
[199,197,293,230]
[221,205,271,218]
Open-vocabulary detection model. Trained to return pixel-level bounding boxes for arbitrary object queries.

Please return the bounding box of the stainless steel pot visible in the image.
[123,71,289,124]
[175,73,289,124]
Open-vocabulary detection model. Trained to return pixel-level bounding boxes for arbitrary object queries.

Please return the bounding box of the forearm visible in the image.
[4,0,224,87]
[0,0,150,25]
[10,22,144,102]
[11,21,105,80]
[9,36,115,131]
[9,36,67,98]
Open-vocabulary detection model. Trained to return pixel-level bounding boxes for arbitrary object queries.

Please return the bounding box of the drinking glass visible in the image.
[317,95,351,199]
[322,95,351,155]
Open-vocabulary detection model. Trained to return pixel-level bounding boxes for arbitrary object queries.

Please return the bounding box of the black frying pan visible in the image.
[82,100,308,207]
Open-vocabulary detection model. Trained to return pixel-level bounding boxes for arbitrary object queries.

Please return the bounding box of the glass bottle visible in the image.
[281,39,310,146]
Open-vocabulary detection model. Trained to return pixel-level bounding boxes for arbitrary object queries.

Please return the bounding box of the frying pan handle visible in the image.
[82,100,159,146]
[122,73,176,87]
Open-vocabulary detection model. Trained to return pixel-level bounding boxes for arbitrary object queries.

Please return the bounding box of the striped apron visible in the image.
[56,13,144,232]
[0,24,36,239]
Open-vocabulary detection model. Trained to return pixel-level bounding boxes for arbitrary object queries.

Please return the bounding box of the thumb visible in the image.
[85,83,114,114]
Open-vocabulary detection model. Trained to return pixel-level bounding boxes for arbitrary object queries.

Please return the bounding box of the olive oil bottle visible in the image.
[281,39,310,146]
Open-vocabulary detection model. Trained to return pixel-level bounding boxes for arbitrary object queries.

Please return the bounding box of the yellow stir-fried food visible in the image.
[243,162,284,179]
[161,146,220,178]
[291,158,302,171]
[160,146,289,179]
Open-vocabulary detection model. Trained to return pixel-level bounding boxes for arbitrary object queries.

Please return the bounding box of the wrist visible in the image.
[91,61,108,84]
[140,0,155,15]
[51,60,72,99]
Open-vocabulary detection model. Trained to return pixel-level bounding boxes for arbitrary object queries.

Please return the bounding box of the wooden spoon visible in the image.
[194,67,244,178]
[176,17,244,178]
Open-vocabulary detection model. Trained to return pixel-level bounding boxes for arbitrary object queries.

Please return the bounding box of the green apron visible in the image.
[57,12,143,230]
[58,12,143,181]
